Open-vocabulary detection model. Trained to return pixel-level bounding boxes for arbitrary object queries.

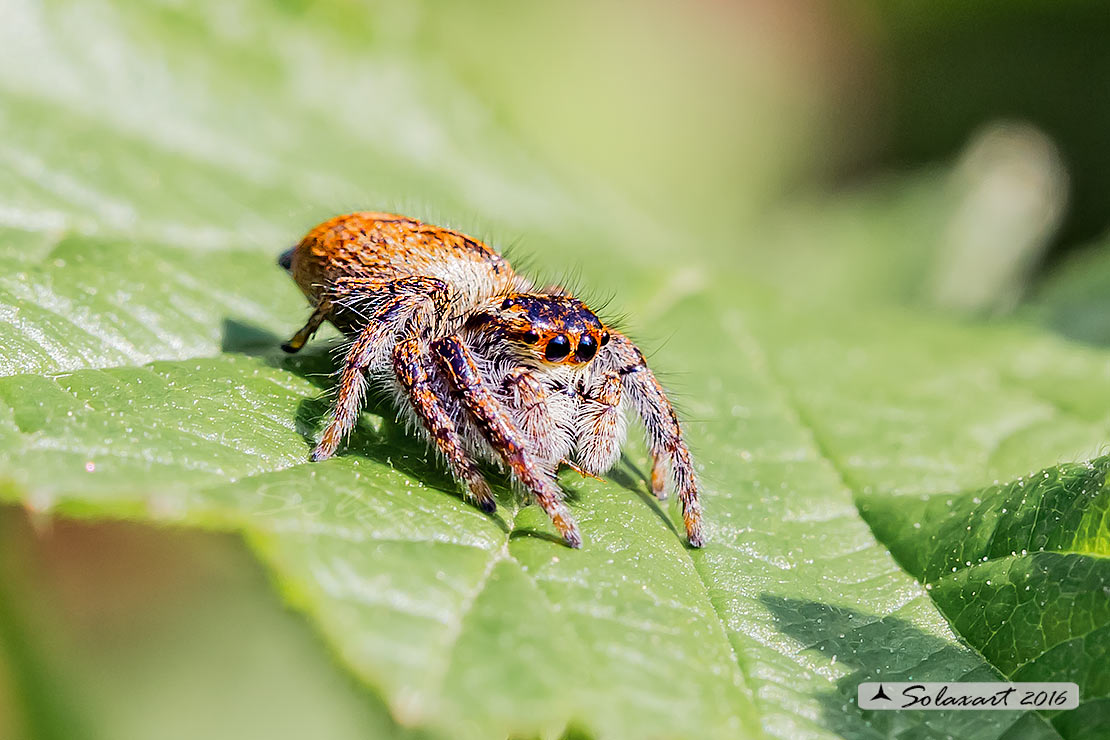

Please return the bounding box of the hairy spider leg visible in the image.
[311,277,450,462]
[432,335,582,548]
[650,457,669,501]
[393,338,496,513]
[600,331,704,548]
[282,273,396,354]
[575,370,625,476]
[282,299,333,354]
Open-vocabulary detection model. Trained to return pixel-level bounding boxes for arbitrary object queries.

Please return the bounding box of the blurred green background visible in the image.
[2,0,1110,738]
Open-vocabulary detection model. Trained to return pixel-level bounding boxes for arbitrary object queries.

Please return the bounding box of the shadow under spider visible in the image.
[222,320,506,525]
[222,318,680,540]
[608,459,681,540]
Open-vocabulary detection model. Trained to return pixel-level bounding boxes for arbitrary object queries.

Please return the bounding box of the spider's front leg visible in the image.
[393,338,496,513]
[601,332,704,548]
[433,336,582,548]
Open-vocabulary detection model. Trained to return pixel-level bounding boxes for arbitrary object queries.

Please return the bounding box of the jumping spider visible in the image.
[279,212,703,548]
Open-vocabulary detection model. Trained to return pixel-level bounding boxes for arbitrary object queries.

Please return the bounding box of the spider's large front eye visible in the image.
[575,334,598,362]
[544,334,571,361]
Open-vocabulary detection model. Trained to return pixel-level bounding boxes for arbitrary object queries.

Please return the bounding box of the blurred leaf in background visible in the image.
[861,0,1110,254]
[0,511,414,740]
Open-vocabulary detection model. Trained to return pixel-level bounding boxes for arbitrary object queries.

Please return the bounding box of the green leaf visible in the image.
[1,2,1108,740]
[1027,237,1110,347]
[860,458,1110,737]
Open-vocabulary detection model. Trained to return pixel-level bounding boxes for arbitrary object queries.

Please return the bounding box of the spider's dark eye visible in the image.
[600,331,610,346]
[522,330,540,344]
[500,298,512,310]
[576,334,598,362]
[544,334,571,361]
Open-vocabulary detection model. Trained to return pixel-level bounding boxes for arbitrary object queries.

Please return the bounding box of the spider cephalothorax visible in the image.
[280,212,703,548]
[465,293,610,366]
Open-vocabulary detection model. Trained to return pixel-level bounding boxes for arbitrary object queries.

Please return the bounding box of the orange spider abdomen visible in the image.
[289,212,517,310]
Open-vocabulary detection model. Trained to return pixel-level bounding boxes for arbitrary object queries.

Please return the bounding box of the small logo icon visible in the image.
[870,684,892,702]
